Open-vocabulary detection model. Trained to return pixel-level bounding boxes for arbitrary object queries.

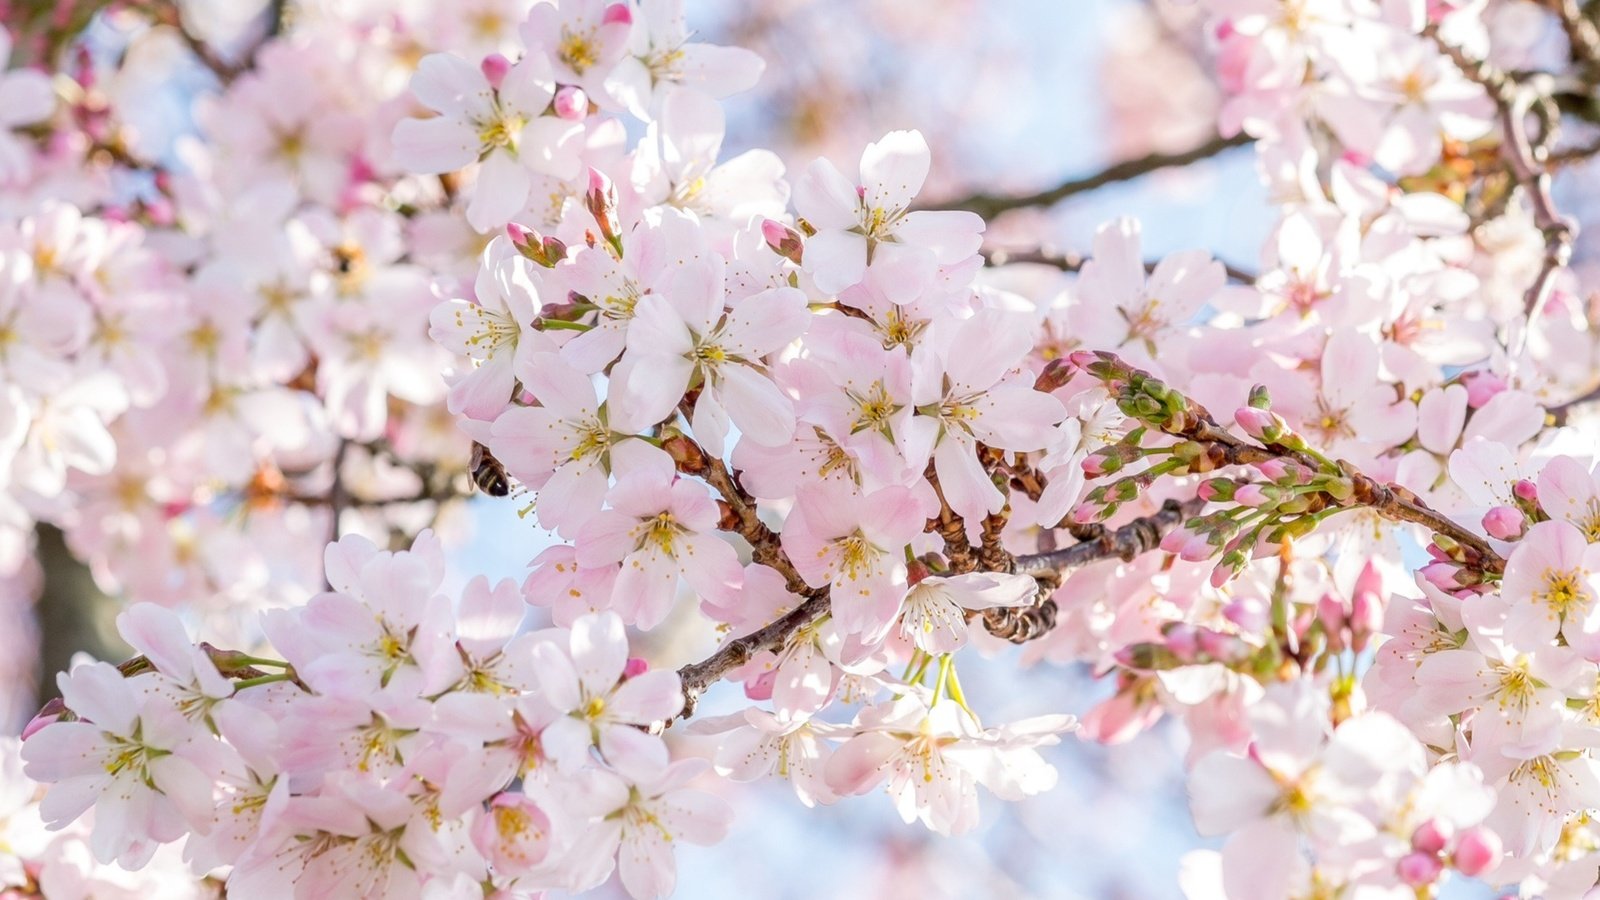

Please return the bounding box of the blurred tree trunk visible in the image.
[33,524,127,704]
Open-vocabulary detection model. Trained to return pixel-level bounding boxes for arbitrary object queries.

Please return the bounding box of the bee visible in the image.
[470,442,511,497]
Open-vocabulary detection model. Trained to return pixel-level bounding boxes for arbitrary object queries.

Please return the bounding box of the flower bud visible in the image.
[1179,532,1215,562]
[481,53,512,90]
[584,167,623,254]
[1411,818,1452,855]
[1234,484,1277,507]
[623,657,649,679]
[1317,593,1348,652]
[1234,405,1285,442]
[1197,478,1234,502]
[761,218,805,265]
[1349,586,1383,654]
[1246,384,1272,409]
[1452,826,1502,877]
[1223,597,1267,632]
[21,698,65,740]
[1461,370,1507,408]
[1197,628,1246,662]
[1397,851,1443,887]
[1419,561,1461,593]
[1482,505,1526,541]
[553,85,588,120]
[1163,624,1199,662]
[602,2,633,25]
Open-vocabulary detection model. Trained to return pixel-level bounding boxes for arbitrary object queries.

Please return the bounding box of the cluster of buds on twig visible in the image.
[1419,533,1498,592]
[1068,350,1197,433]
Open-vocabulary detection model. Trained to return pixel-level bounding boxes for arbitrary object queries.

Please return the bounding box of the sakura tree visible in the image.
[4,0,1600,897]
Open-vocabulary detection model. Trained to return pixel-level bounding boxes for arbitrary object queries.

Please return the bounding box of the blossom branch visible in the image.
[937,132,1252,219]
[1073,352,1505,573]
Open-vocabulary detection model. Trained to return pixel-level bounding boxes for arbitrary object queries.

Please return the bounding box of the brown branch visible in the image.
[936,132,1253,219]
[1547,381,1600,425]
[982,246,1257,285]
[1550,0,1600,81]
[1429,28,1573,330]
[1014,498,1200,576]
[676,589,832,718]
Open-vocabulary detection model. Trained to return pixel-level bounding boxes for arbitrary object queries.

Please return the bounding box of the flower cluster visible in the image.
[8,0,1600,897]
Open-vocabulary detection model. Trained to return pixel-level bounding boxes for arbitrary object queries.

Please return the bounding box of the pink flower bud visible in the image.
[1257,458,1291,482]
[623,657,649,678]
[1452,826,1501,877]
[1482,505,1526,540]
[1349,589,1382,653]
[1234,484,1270,507]
[585,167,622,249]
[1197,629,1243,662]
[553,85,588,120]
[1420,561,1459,593]
[1164,624,1199,662]
[1411,818,1452,855]
[1159,529,1189,555]
[1317,593,1348,651]
[1179,533,1214,562]
[481,53,512,90]
[1461,370,1507,408]
[602,2,633,25]
[1223,597,1267,632]
[760,218,805,265]
[1234,406,1281,440]
[21,698,65,740]
[1397,851,1443,887]
[506,221,536,250]
[1513,479,1538,502]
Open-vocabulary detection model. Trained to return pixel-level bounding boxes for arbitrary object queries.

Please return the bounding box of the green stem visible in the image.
[234,673,294,691]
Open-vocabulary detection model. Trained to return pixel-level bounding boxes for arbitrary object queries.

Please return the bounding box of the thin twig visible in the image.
[935,133,1253,219]
[1429,28,1573,333]
[982,246,1257,285]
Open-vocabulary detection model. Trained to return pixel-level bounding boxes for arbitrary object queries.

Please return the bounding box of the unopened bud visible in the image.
[1411,818,1452,855]
[1198,478,1235,502]
[22,698,66,739]
[1223,597,1267,632]
[1317,593,1348,652]
[1247,384,1272,409]
[1461,370,1507,408]
[1397,851,1443,887]
[1513,478,1538,502]
[1452,826,1502,877]
[481,53,512,90]
[1163,624,1199,662]
[1235,405,1286,442]
[585,167,623,255]
[623,657,650,678]
[553,85,588,120]
[1482,505,1526,541]
[601,2,633,25]
[761,218,805,265]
